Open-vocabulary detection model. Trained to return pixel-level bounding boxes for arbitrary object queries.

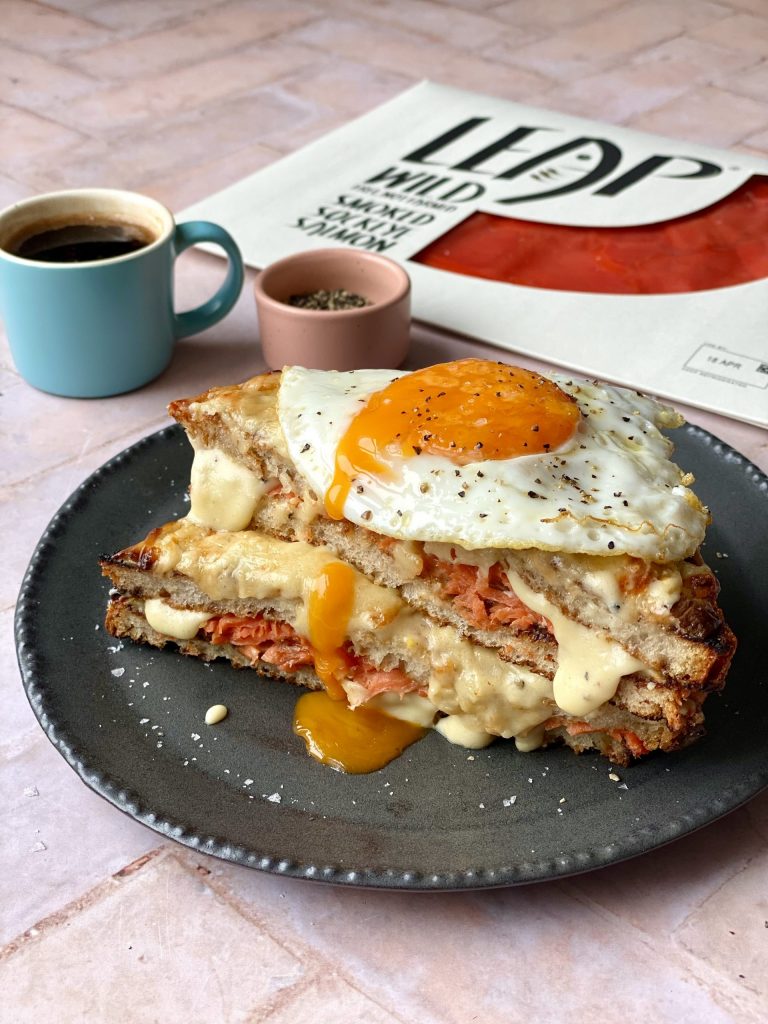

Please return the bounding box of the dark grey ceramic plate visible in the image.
[15,424,768,889]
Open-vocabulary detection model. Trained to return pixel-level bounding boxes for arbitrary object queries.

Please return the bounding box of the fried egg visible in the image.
[277,359,708,561]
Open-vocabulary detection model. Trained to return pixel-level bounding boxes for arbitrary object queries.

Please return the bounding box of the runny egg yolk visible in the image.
[307,561,357,700]
[324,358,581,520]
[301,562,427,771]
[293,691,427,774]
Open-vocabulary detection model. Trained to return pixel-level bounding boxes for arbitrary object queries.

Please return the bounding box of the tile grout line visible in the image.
[0,845,170,962]
[0,38,106,87]
[0,836,409,1022]
[0,98,91,144]
[59,0,237,42]
[25,0,235,54]
[0,412,173,497]
[51,5,325,83]
[558,873,768,1020]
[172,849,412,1023]
[246,964,414,1024]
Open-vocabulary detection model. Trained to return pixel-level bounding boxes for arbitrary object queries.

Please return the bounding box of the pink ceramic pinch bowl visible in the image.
[253,247,411,371]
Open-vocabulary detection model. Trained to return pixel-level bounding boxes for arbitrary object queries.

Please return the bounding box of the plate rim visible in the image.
[14,421,768,890]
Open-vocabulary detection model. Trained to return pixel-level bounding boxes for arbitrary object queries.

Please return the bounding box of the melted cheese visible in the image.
[187,445,269,531]
[436,714,494,749]
[187,376,291,460]
[421,619,556,738]
[641,572,683,617]
[422,541,500,575]
[148,521,402,637]
[515,725,546,752]
[342,609,559,742]
[581,564,625,615]
[580,556,682,622]
[144,598,211,640]
[507,570,647,716]
[367,692,438,728]
[389,541,424,580]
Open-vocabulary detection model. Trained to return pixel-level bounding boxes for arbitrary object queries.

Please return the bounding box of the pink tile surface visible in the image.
[0,852,306,1021]
[281,58,415,118]
[203,858,757,1024]
[66,1,318,80]
[534,61,700,123]
[0,420,168,611]
[489,1,727,80]
[0,609,40,753]
[0,0,111,56]
[52,40,319,135]
[629,85,768,146]
[0,736,163,947]
[676,854,768,1006]
[88,0,233,33]
[0,174,33,208]
[2,2,768,1022]
[20,89,329,193]
[0,42,98,114]
[563,798,768,936]
[263,975,407,1024]
[743,124,768,153]
[143,142,281,211]
[693,11,768,54]
[330,0,517,50]
[287,16,549,95]
[723,59,768,103]
[0,105,85,181]
[0,371,168,492]
[492,0,627,31]
[629,35,762,90]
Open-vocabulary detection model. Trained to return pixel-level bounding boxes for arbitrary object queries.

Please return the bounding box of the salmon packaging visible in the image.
[182,81,768,428]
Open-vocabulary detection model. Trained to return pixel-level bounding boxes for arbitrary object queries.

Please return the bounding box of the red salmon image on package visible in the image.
[414,176,768,295]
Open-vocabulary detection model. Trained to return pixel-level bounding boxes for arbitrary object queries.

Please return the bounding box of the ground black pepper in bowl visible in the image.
[287,288,371,310]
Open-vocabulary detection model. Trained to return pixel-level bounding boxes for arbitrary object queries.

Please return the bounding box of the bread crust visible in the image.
[106,596,322,690]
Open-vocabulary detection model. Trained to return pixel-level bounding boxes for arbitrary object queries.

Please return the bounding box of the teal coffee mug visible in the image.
[0,188,244,397]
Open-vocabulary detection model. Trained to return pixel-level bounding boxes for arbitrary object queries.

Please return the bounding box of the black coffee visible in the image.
[13,221,154,263]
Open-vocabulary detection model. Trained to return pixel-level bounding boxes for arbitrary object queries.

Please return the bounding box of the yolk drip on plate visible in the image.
[324,357,581,519]
[293,691,427,773]
[307,560,357,700]
[302,559,428,771]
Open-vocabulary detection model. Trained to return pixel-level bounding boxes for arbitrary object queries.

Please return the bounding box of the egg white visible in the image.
[277,365,708,561]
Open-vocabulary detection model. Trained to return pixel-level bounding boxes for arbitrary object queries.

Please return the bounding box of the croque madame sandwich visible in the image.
[102,358,736,766]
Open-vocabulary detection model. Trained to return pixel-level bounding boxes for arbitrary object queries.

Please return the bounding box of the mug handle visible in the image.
[172,221,244,339]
